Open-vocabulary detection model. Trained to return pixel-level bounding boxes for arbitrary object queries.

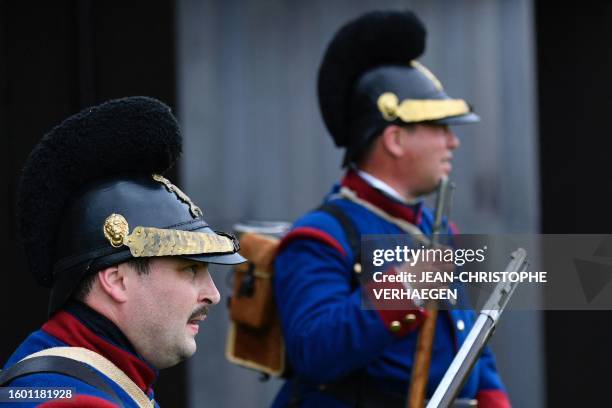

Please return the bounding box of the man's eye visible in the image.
[187,265,198,275]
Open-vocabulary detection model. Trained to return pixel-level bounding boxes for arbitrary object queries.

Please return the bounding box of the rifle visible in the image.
[408,177,455,408]
[426,248,528,408]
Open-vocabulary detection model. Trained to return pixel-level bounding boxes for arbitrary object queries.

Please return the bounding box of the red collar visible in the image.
[341,170,423,225]
[42,310,157,393]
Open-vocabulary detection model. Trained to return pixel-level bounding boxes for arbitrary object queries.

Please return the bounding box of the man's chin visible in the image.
[183,338,197,357]
[163,341,197,368]
[435,171,452,187]
[420,180,443,196]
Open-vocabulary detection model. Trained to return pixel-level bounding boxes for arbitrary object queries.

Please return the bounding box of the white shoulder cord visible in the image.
[338,186,430,247]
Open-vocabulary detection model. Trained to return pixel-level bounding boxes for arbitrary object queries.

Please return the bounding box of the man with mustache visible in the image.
[0,97,245,407]
[272,10,510,408]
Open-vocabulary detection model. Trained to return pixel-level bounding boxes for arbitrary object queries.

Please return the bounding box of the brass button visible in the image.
[389,320,402,332]
[457,320,465,331]
[403,313,417,324]
[353,263,362,274]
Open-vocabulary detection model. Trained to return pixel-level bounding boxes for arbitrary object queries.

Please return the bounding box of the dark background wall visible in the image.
[177,1,542,406]
[0,1,184,406]
[536,2,612,406]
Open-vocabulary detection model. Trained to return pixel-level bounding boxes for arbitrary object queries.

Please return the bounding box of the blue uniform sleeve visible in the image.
[477,345,505,391]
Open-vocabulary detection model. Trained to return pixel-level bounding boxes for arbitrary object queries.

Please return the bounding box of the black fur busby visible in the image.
[317,10,426,149]
[17,96,182,288]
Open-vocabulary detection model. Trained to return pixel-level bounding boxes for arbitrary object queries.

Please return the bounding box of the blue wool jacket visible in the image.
[2,301,158,408]
[271,171,509,408]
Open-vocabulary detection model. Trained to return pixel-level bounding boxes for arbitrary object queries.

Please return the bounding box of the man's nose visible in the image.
[199,273,221,305]
[446,129,460,150]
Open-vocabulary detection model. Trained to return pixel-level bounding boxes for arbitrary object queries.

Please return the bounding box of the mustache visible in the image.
[188,305,209,321]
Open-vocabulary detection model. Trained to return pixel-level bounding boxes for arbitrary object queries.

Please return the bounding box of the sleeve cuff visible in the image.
[363,266,428,337]
[476,390,511,408]
[39,395,119,408]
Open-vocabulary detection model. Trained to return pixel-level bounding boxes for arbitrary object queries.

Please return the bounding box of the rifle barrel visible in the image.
[426,248,528,408]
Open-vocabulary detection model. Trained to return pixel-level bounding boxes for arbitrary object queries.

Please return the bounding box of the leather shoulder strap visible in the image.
[316,202,361,261]
[8,347,154,408]
[0,355,124,407]
[316,202,363,289]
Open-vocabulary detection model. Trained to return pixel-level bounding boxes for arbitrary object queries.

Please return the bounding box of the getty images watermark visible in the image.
[360,234,612,310]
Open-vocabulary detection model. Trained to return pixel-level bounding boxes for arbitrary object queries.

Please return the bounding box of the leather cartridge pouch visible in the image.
[225,232,286,376]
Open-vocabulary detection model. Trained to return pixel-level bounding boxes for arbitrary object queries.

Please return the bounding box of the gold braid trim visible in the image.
[103,213,236,257]
[377,92,470,123]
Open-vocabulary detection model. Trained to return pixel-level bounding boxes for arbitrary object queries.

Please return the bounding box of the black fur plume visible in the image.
[317,10,426,147]
[17,96,182,287]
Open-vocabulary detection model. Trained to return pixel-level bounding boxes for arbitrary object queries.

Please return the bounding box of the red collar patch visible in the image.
[341,170,423,225]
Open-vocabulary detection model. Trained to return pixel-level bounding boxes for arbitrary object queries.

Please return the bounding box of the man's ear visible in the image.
[380,125,406,158]
[97,265,128,303]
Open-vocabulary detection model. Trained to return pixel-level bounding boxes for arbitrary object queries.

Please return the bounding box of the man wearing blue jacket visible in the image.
[272,10,510,408]
[1,97,245,407]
